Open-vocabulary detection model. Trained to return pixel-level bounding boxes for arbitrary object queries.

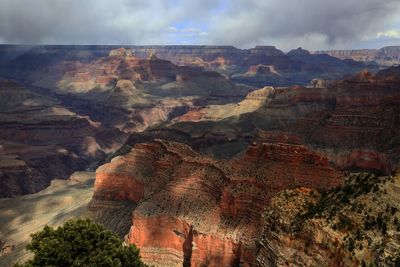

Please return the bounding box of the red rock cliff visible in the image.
[93,140,343,266]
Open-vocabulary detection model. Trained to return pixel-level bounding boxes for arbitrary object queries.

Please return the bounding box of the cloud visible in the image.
[0,0,399,49]
[168,26,178,33]
[205,0,400,50]
[377,30,400,39]
[167,26,208,42]
[0,0,214,45]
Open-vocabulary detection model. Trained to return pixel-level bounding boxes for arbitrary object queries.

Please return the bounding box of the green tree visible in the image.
[14,219,147,267]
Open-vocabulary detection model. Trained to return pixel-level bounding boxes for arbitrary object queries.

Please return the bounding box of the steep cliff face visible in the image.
[0,80,126,197]
[92,140,343,266]
[128,45,284,66]
[295,68,400,172]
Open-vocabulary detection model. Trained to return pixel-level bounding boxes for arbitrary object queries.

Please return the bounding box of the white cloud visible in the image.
[166,26,208,42]
[168,26,178,33]
[377,30,400,39]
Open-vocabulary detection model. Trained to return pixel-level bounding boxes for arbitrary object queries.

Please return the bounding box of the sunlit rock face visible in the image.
[93,140,342,266]
[174,86,274,122]
[164,67,400,178]
[48,47,248,132]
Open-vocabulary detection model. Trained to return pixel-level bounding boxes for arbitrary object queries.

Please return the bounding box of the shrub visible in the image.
[14,219,147,267]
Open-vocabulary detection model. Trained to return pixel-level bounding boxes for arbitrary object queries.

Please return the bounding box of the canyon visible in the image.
[0,79,126,197]
[1,45,400,266]
[0,45,380,89]
[90,66,400,266]
[165,67,400,173]
[0,47,247,197]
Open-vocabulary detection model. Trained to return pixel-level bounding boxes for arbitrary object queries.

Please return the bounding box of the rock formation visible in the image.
[175,86,274,122]
[0,80,126,197]
[45,48,248,132]
[1,45,400,265]
[169,66,400,173]
[312,46,400,66]
[257,173,400,266]
[92,140,343,266]
[0,45,378,89]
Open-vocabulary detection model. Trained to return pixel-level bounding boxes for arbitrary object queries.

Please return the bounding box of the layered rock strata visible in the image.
[93,140,343,266]
[0,80,126,197]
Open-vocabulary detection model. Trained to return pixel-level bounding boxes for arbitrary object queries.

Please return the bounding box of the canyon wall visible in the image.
[0,45,377,88]
[312,46,400,66]
[0,80,126,197]
[92,140,343,266]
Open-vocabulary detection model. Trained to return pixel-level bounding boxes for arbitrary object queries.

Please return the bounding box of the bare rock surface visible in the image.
[93,140,342,266]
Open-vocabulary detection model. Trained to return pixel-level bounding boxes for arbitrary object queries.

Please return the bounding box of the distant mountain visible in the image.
[0,45,379,88]
[128,45,379,86]
[312,46,400,66]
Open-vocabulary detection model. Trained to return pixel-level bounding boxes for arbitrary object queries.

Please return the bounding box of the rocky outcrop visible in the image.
[92,140,343,266]
[331,150,391,175]
[175,86,274,122]
[258,173,400,266]
[287,47,311,56]
[0,240,14,258]
[257,188,354,267]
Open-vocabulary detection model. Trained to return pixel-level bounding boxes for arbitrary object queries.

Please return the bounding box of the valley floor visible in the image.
[0,172,95,266]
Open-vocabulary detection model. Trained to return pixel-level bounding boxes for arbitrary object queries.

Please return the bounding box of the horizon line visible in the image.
[0,43,399,51]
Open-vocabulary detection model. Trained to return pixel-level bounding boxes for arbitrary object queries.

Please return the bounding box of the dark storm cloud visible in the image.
[0,0,218,44]
[206,0,400,49]
[0,0,399,49]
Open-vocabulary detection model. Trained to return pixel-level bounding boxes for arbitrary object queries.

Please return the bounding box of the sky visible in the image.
[0,0,400,51]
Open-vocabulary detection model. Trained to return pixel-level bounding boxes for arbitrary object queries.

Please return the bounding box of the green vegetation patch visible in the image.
[14,219,147,267]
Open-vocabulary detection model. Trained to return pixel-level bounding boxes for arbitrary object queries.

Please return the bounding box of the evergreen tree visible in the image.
[14,219,147,267]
